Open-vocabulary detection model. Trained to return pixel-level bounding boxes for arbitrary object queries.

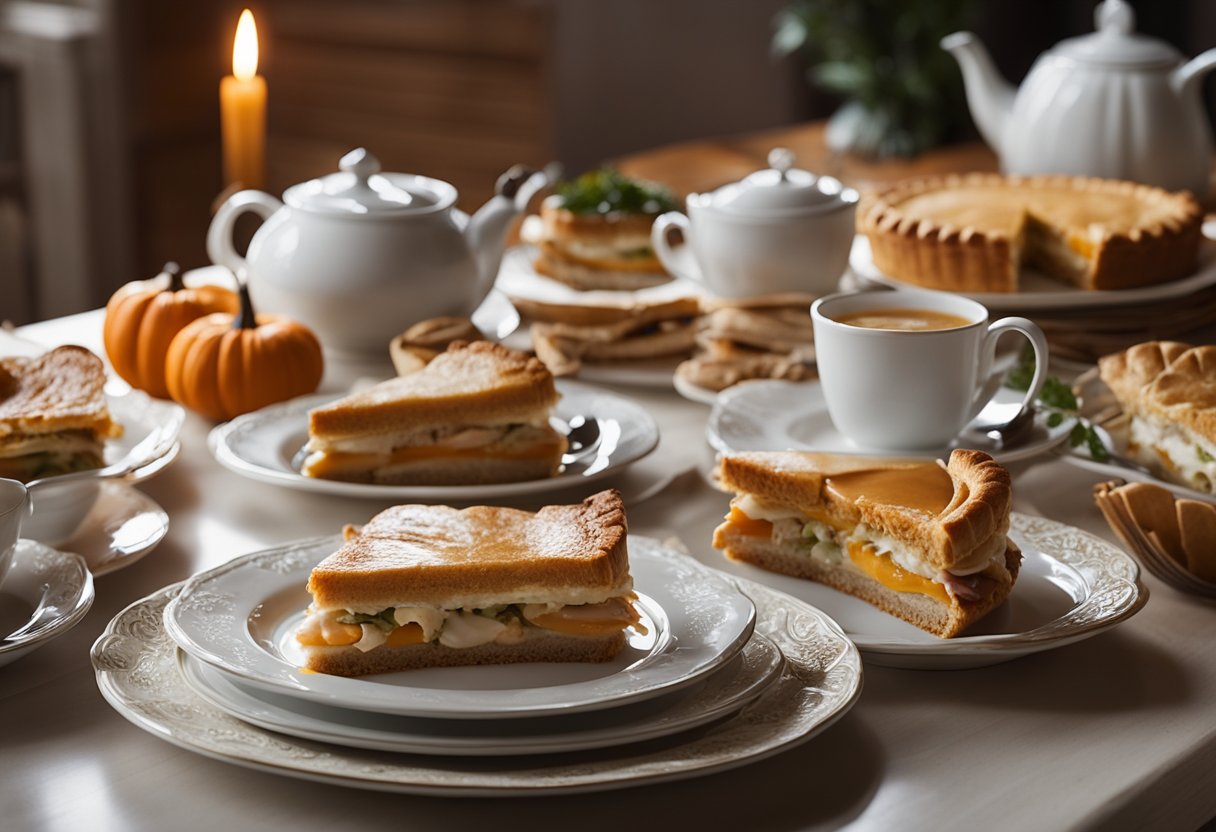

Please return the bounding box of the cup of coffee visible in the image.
[810,290,1048,449]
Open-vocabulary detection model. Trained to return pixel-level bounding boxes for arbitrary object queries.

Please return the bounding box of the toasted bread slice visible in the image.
[304,341,566,484]
[712,449,1018,638]
[297,490,638,676]
[0,346,121,480]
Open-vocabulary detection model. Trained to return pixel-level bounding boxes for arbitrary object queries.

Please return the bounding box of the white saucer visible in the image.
[56,482,169,577]
[688,512,1146,670]
[708,379,1074,465]
[0,540,94,668]
[849,234,1216,312]
[163,537,756,719]
[209,381,660,500]
[176,632,784,756]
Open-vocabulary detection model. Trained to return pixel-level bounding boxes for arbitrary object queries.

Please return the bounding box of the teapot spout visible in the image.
[1173,48,1216,98]
[941,31,1016,156]
[466,164,556,303]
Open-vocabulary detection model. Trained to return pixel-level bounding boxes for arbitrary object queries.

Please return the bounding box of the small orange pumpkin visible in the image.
[165,279,324,421]
[103,263,239,399]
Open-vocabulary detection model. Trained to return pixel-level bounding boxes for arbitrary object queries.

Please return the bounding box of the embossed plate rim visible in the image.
[91,575,863,796]
[162,537,756,719]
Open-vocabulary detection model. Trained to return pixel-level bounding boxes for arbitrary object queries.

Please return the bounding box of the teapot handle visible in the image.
[206,190,284,277]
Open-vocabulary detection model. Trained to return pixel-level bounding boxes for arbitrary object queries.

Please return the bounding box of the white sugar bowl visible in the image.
[651,148,859,299]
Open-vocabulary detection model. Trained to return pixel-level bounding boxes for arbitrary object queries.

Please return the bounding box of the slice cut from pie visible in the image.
[857,174,1203,293]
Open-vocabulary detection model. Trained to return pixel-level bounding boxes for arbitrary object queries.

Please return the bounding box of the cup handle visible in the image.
[205,190,284,276]
[970,316,1049,421]
[650,211,702,284]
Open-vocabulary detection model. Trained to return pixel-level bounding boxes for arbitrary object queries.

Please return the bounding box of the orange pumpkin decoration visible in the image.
[165,279,324,421]
[103,263,239,399]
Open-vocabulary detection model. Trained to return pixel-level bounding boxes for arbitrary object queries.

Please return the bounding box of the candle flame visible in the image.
[233,9,259,81]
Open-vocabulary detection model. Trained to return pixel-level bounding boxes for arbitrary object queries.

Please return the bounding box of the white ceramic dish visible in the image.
[57,482,169,577]
[162,537,756,719]
[849,235,1216,312]
[708,379,1074,465]
[93,574,862,797]
[690,512,1146,670]
[208,381,659,500]
[176,632,784,756]
[0,540,94,667]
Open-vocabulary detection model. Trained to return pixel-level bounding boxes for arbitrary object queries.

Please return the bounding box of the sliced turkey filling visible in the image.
[1128,416,1216,494]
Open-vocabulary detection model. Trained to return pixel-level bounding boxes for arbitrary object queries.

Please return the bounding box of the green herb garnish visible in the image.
[1198,446,1215,464]
[1004,346,1108,462]
[555,168,679,215]
[336,609,398,633]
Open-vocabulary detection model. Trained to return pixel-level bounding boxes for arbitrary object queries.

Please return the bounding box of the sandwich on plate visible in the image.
[526,168,679,291]
[0,345,122,481]
[302,340,567,485]
[295,489,642,676]
[712,449,1019,638]
[1098,340,1216,493]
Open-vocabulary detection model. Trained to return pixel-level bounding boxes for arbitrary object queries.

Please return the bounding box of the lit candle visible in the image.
[220,9,266,189]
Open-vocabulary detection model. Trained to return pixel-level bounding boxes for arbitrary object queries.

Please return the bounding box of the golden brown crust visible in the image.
[307,490,630,611]
[309,341,557,440]
[1142,346,1216,441]
[509,295,700,327]
[715,530,1020,638]
[858,174,1202,292]
[302,629,625,676]
[714,449,1011,572]
[1097,341,1193,413]
[541,201,660,241]
[0,346,120,438]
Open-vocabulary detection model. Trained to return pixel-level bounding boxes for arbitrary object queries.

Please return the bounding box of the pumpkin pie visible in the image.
[857,174,1203,293]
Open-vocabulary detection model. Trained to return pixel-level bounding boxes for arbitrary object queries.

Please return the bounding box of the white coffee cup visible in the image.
[810,290,1048,450]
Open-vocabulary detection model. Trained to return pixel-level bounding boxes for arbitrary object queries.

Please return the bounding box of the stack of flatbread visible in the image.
[389,317,485,376]
[676,294,817,392]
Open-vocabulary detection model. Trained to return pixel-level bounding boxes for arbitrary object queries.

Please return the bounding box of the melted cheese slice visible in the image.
[303,441,560,478]
[724,505,774,537]
[848,541,949,603]
[525,596,642,638]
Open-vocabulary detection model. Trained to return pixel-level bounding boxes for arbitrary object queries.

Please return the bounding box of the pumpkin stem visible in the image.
[233,277,258,330]
[164,262,183,292]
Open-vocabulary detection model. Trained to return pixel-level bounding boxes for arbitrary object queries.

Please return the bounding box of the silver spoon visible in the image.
[561,416,601,465]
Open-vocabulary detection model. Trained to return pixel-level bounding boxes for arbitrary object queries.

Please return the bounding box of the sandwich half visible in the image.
[0,345,122,481]
[712,449,1020,638]
[303,341,567,484]
[295,490,641,676]
[1098,341,1216,493]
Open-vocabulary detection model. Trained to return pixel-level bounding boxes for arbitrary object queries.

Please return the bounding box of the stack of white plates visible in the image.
[91,536,863,796]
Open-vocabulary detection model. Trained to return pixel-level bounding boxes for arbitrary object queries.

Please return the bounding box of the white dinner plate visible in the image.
[0,540,94,668]
[849,234,1216,312]
[708,379,1074,465]
[176,632,784,756]
[207,380,659,500]
[93,574,862,796]
[162,537,756,719]
[58,482,170,577]
[690,512,1146,670]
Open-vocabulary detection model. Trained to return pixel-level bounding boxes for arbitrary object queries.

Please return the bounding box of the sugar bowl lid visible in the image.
[283,148,453,215]
[705,148,856,214]
[1053,0,1181,67]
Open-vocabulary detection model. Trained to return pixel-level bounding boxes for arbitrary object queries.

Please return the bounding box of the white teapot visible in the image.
[207,148,549,355]
[942,0,1216,198]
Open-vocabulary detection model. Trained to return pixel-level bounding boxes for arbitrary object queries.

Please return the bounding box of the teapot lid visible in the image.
[1053,0,1181,67]
[283,148,449,215]
[706,148,856,214]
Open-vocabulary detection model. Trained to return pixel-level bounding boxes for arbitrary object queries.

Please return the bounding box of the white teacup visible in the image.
[810,290,1048,450]
[0,479,32,592]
